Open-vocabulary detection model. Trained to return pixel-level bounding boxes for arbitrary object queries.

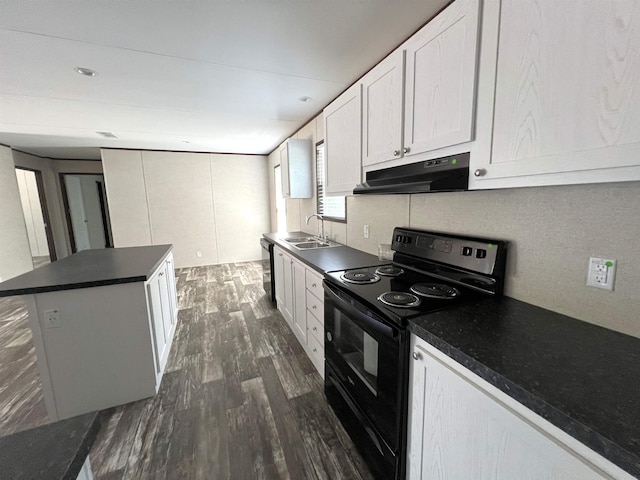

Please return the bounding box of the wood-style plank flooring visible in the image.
[89,261,374,480]
[0,296,48,435]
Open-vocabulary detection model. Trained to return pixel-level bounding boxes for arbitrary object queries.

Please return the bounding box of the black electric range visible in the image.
[322,227,508,480]
[325,228,507,322]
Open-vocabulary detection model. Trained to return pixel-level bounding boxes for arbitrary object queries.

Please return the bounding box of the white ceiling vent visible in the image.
[96,131,119,139]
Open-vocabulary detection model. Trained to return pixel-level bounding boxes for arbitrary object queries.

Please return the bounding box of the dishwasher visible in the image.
[260,237,276,303]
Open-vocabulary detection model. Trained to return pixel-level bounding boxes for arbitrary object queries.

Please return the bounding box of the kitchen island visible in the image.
[0,246,178,421]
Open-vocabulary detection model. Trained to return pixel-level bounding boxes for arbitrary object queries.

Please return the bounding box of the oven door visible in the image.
[323,280,405,451]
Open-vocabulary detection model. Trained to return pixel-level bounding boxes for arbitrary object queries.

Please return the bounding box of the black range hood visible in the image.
[353,152,469,195]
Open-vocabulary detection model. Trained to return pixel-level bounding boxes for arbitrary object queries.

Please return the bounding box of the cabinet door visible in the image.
[147,272,168,375]
[164,254,177,328]
[291,258,307,345]
[408,335,611,480]
[404,0,479,157]
[279,145,291,198]
[472,0,640,189]
[157,263,173,341]
[324,83,362,195]
[274,246,293,326]
[362,49,405,167]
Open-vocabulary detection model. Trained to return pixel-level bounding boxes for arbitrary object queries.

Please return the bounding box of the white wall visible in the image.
[12,151,104,259]
[15,169,49,257]
[0,146,33,281]
[102,149,270,268]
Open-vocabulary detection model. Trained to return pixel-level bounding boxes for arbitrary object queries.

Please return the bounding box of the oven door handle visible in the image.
[323,281,395,339]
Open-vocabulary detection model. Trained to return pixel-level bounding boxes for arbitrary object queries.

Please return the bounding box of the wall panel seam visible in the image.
[140,152,153,244]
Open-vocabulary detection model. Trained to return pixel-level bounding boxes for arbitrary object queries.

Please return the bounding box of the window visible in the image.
[316,141,346,221]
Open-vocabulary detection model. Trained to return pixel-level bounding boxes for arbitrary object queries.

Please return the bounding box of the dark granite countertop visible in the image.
[0,245,173,297]
[263,231,386,273]
[0,411,103,480]
[408,296,640,477]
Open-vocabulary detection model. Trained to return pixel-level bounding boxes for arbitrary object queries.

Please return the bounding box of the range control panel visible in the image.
[392,228,508,276]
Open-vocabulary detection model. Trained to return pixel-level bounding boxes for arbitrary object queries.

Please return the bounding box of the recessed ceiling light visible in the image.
[75,67,98,77]
[299,96,312,102]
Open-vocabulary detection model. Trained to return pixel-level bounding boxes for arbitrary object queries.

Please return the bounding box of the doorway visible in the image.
[60,173,113,253]
[14,167,57,266]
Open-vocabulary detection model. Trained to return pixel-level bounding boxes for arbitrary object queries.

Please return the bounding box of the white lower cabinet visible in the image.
[273,245,325,378]
[304,269,325,377]
[407,334,634,480]
[76,457,94,480]
[274,246,294,327]
[291,257,307,344]
[146,253,178,380]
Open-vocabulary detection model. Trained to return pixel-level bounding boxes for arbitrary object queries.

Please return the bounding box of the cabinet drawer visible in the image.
[307,309,324,344]
[305,270,324,300]
[307,332,324,378]
[306,289,324,320]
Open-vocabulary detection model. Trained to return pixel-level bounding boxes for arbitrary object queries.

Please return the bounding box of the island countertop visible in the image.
[0,412,103,480]
[0,245,172,297]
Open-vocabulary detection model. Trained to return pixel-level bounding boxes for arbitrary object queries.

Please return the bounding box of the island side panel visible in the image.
[24,293,58,420]
[33,282,157,420]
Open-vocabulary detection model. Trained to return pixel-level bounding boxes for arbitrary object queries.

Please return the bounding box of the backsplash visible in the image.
[294,181,640,338]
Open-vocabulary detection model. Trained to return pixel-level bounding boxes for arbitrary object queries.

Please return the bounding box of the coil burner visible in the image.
[341,271,380,284]
[374,266,404,277]
[377,291,421,308]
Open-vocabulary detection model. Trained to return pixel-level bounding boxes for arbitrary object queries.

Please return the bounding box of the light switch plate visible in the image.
[587,257,616,291]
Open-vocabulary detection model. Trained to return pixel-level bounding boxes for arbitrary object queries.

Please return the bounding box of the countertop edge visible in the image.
[0,245,173,298]
[408,322,640,477]
[62,411,105,480]
[263,232,383,274]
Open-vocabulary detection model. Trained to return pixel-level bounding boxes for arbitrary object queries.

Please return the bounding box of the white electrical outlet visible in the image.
[44,309,61,328]
[587,257,616,291]
[196,251,202,258]
[364,225,370,239]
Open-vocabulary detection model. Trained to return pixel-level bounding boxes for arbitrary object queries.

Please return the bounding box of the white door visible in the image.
[65,175,91,251]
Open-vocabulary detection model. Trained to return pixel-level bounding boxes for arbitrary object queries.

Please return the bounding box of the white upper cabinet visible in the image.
[361,50,405,167]
[403,0,480,159]
[280,138,312,198]
[471,0,640,189]
[324,83,362,195]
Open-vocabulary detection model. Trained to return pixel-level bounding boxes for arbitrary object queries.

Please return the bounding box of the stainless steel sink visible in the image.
[283,236,340,249]
[284,237,316,243]
[292,241,332,249]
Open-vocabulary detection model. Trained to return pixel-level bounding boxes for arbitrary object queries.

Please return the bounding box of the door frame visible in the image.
[59,173,113,253]
[15,166,57,262]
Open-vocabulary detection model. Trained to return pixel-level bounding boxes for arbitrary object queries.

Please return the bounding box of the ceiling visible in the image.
[0,0,449,160]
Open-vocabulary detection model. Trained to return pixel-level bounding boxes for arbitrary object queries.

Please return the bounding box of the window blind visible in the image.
[316,142,346,220]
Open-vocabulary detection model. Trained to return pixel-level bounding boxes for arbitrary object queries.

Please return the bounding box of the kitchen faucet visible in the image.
[305,214,325,240]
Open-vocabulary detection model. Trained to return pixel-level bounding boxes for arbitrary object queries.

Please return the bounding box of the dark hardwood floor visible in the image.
[89,261,374,480]
[0,296,48,435]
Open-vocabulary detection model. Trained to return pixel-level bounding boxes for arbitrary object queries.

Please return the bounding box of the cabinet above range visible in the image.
[323,0,640,195]
[324,0,480,195]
